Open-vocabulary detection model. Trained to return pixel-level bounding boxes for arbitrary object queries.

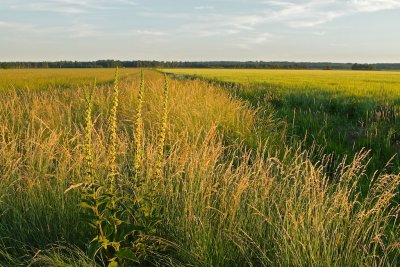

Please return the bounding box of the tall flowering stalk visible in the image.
[155,74,169,180]
[109,67,119,192]
[83,79,95,184]
[134,69,145,176]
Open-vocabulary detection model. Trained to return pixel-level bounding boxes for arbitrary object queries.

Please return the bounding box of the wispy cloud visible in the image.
[0,0,399,61]
[194,6,214,10]
[0,20,34,31]
[27,2,87,14]
[135,30,168,36]
[66,23,103,38]
[259,0,400,28]
[249,32,273,45]
[113,29,169,41]
[234,32,274,49]
[186,13,263,35]
[7,0,139,14]
[0,19,103,39]
[351,0,400,12]
[114,0,137,6]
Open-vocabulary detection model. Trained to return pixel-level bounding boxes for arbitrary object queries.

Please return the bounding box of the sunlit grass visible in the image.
[164,68,400,173]
[0,69,398,266]
[163,69,400,100]
[0,68,139,91]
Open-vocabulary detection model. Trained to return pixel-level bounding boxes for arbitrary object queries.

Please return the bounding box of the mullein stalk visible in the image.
[83,80,106,241]
[134,69,145,177]
[155,74,169,181]
[109,67,119,193]
[83,79,95,183]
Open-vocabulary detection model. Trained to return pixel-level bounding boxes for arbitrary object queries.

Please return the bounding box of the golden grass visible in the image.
[0,69,398,266]
[0,68,139,91]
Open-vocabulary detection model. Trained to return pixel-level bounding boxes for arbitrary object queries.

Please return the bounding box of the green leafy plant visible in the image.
[77,69,166,267]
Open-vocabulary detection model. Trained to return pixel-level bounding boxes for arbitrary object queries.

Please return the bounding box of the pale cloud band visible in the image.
[0,0,399,61]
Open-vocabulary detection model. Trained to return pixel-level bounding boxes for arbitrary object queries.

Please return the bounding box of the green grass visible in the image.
[164,69,400,173]
[163,69,400,100]
[0,69,399,266]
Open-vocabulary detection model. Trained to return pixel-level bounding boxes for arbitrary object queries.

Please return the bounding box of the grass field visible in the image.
[164,69,400,173]
[163,69,400,99]
[0,69,139,91]
[0,68,399,266]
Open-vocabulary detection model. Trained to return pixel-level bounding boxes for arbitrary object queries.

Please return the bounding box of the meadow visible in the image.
[0,68,399,266]
[0,69,139,91]
[163,69,400,98]
[164,69,400,173]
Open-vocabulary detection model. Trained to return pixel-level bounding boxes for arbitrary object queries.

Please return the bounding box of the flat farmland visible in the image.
[165,69,400,173]
[0,68,140,90]
[0,68,399,266]
[164,69,400,99]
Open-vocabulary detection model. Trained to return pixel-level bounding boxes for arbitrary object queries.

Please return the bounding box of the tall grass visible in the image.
[164,68,400,173]
[158,132,399,266]
[0,69,398,266]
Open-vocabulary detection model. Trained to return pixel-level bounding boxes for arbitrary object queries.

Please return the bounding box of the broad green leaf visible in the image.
[115,248,140,263]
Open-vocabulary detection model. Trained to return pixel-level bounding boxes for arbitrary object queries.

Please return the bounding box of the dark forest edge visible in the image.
[1,60,400,70]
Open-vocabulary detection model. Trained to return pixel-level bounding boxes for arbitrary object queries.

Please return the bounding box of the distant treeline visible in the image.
[1,60,400,70]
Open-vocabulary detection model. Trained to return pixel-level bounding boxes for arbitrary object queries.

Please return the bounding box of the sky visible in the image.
[0,0,399,62]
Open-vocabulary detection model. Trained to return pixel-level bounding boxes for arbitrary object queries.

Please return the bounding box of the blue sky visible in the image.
[0,0,399,62]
